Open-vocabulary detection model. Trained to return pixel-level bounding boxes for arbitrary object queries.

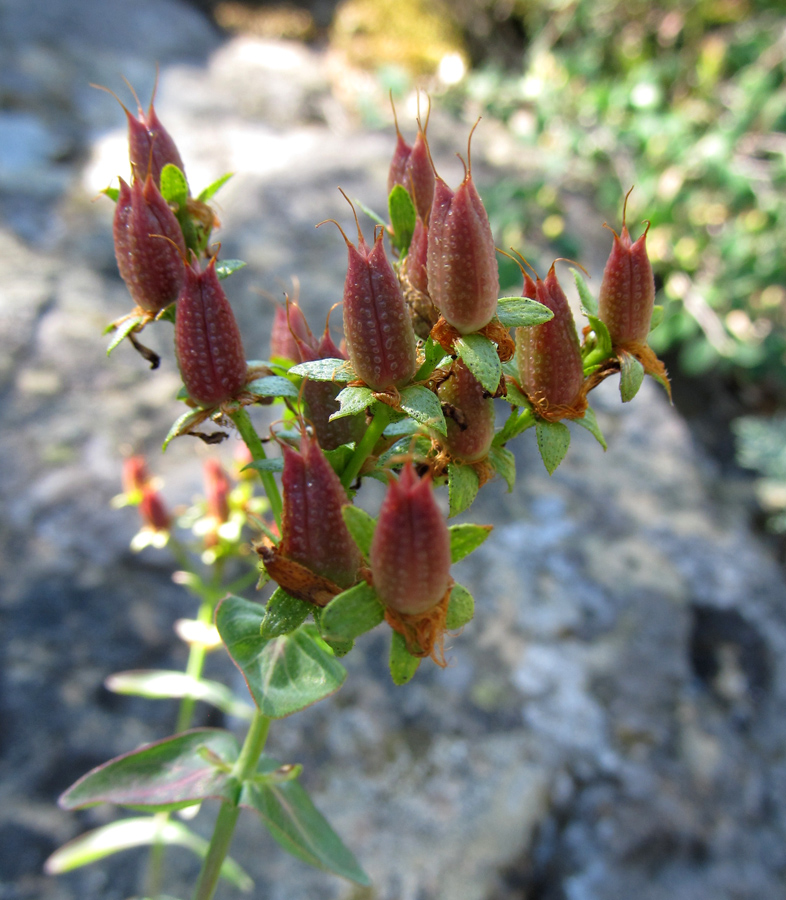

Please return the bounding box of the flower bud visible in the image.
[341,224,417,391]
[437,360,495,462]
[113,174,186,313]
[278,432,361,589]
[598,207,655,347]
[175,257,247,407]
[370,463,451,616]
[139,485,171,532]
[204,459,231,525]
[427,160,499,335]
[126,95,187,190]
[516,265,585,417]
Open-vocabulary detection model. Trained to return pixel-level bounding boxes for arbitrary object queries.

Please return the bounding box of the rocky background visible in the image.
[2,1,786,899]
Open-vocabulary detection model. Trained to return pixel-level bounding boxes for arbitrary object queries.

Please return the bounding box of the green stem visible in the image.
[340,403,390,490]
[229,407,282,528]
[192,712,271,900]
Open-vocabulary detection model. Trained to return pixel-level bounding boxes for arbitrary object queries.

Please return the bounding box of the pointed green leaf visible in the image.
[388,184,416,256]
[454,334,502,394]
[59,730,239,812]
[572,405,607,450]
[496,297,554,328]
[105,671,253,719]
[163,410,210,451]
[354,198,387,228]
[331,386,374,420]
[341,506,376,557]
[245,375,299,399]
[102,186,120,203]
[240,770,371,885]
[449,523,493,563]
[399,384,447,435]
[260,588,312,639]
[649,304,664,332]
[585,314,612,360]
[535,420,571,474]
[215,259,247,281]
[448,463,480,517]
[160,164,189,207]
[107,317,144,356]
[320,582,385,643]
[197,172,234,203]
[383,417,421,438]
[619,351,645,402]
[243,458,284,474]
[44,817,252,890]
[389,631,420,685]
[501,379,530,408]
[572,268,597,317]
[289,358,356,382]
[488,444,516,491]
[446,583,475,630]
[414,335,449,382]
[376,434,433,470]
[216,597,346,718]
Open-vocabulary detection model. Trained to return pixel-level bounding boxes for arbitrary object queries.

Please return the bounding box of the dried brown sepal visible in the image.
[383,584,452,665]
[256,542,344,608]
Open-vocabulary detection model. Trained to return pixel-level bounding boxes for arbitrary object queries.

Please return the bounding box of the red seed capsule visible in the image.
[516,265,585,415]
[113,174,186,313]
[437,360,495,463]
[279,432,361,589]
[427,147,499,334]
[598,195,655,347]
[126,94,187,190]
[341,224,417,391]
[174,257,247,407]
[370,462,451,616]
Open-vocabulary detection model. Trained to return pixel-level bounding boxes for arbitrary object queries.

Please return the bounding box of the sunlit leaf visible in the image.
[319,582,385,643]
[445,583,474,630]
[454,334,502,394]
[535,420,570,474]
[448,463,479,517]
[448,523,493,563]
[496,297,554,328]
[399,384,446,435]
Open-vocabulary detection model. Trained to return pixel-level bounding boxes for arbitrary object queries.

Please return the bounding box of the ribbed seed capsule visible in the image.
[516,265,585,415]
[279,432,361,588]
[370,463,451,616]
[113,174,186,313]
[437,360,495,462]
[126,98,187,190]
[427,166,499,335]
[342,227,417,391]
[598,212,655,347]
[175,258,247,407]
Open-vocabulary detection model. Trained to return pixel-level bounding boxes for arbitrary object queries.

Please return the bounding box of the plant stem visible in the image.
[229,407,282,528]
[340,403,390,490]
[191,711,271,900]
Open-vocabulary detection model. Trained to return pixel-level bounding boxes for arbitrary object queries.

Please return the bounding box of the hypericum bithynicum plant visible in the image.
[45,82,670,900]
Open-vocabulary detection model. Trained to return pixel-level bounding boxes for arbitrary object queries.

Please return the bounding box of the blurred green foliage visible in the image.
[734,415,786,530]
[453,0,786,387]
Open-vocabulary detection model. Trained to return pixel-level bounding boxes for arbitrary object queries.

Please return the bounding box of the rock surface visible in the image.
[1,2,786,900]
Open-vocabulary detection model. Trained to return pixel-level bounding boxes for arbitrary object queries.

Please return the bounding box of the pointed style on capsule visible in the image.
[437,360,496,463]
[174,256,247,407]
[516,263,587,419]
[598,189,656,348]
[113,174,186,314]
[325,195,417,391]
[427,123,499,335]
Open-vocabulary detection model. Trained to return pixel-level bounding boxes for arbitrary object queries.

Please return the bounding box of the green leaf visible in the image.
[240,770,371,885]
[59,730,240,812]
[454,334,502,394]
[389,631,420,685]
[354,198,387,228]
[197,172,234,203]
[572,405,607,450]
[502,379,530,407]
[323,443,355,477]
[163,410,209,451]
[105,671,253,719]
[448,463,480,517]
[341,506,376,557]
[619,350,645,402]
[449,523,493,563]
[243,458,284,474]
[376,434,433,470]
[445,583,475,630]
[488,444,516,491]
[289,358,356,382]
[107,316,144,356]
[319,582,385,643]
[331,386,374,420]
[245,375,299,399]
[572,268,597,317]
[535,420,571,474]
[650,304,664,332]
[216,597,346,718]
[585,314,613,360]
[496,297,554,328]
[388,184,416,256]
[44,817,252,890]
[383,417,421,438]
[414,335,448,382]
[260,588,312,639]
[215,259,247,281]
[399,384,447,435]
[160,164,189,208]
[101,185,120,203]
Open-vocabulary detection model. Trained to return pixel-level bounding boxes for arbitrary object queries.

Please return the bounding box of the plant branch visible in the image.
[229,407,282,528]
